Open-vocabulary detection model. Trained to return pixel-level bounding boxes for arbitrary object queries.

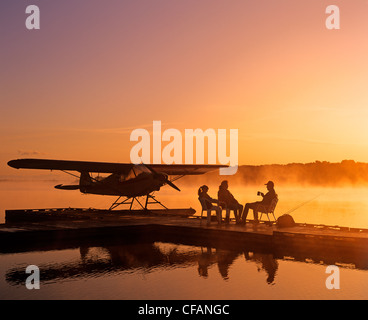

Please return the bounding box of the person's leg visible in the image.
[214,206,222,224]
[241,204,250,224]
[233,209,238,222]
[242,202,259,224]
[225,208,230,223]
[230,208,237,222]
[253,209,259,223]
[253,203,265,222]
[237,204,244,223]
[227,204,239,223]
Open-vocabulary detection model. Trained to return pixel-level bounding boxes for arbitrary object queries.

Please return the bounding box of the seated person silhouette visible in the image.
[218,180,243,224]
[198,185,223,225]
[241,181,277,224]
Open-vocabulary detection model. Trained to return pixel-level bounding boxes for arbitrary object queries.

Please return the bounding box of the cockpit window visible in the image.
[125,168,136,181]
[134,164,151,175]
[124,165,150,181]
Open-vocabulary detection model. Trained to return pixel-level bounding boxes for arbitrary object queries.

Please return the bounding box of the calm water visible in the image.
[1,181,368,300]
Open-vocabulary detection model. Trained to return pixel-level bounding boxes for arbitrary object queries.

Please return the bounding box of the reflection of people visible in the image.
[216,249,239,280]
[244,251,278,284]
[241,181,277,224]
[198,247,212,278]
[258,253,278,284]
[198,185,223,225]
[218,180,243,224]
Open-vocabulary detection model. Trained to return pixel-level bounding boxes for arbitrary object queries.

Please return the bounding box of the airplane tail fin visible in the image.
[80,171,93,186]
[54,172,93,191]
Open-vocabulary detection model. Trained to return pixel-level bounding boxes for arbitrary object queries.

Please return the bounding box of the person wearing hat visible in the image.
[241,181,277,224]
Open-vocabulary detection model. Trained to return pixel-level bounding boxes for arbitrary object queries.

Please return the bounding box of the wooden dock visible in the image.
[1,208,368,269]
[4,207,196,222]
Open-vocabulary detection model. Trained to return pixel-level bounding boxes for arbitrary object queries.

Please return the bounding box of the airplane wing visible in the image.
[8,159,134,174]
[8,159,227,175]
[147,164,227,175]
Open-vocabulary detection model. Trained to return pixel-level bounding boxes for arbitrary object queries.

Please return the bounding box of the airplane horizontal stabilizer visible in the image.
[54,184,80,190]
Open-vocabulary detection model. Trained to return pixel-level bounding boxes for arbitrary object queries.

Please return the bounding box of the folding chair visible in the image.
[222,206,240,223]
[258,197,278,222]
[198,197,222,224]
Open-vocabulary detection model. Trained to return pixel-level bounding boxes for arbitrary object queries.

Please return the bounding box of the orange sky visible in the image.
[2,0,368,176]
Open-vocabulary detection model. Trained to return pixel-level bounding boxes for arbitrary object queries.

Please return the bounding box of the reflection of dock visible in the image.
[1,207,368,270]
[5,242,208,285]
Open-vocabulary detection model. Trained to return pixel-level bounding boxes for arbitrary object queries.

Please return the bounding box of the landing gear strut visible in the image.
[109,194,168,210]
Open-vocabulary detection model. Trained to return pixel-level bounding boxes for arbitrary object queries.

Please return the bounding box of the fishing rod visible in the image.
[282,193,323,216]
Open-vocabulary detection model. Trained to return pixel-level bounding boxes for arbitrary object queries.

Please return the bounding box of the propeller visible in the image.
[143,164,181,192]
[164,178,181,192]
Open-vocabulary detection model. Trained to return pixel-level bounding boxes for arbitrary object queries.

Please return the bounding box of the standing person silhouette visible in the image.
[241,181,277,224]
[218,180,243,224]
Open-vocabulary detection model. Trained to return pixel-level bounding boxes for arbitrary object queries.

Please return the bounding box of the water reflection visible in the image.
[7,234,367,289]
[198,248,278,284]
[197,247,240,280]
[244,252,278,284]
[5,242,279,286]
[6,242,194,285]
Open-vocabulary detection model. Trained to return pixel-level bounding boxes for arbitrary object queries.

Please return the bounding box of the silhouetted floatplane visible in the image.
[7,158,227,210]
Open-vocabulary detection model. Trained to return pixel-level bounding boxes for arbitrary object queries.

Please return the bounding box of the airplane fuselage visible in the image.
[80,172,163,197]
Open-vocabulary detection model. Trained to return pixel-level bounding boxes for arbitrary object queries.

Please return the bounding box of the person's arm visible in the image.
[228,191,236,201]
[204,193,219,204]
[210,196,220,204]
[262,191,275,205]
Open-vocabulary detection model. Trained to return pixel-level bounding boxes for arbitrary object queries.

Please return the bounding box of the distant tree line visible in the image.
[199,160,368,187]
